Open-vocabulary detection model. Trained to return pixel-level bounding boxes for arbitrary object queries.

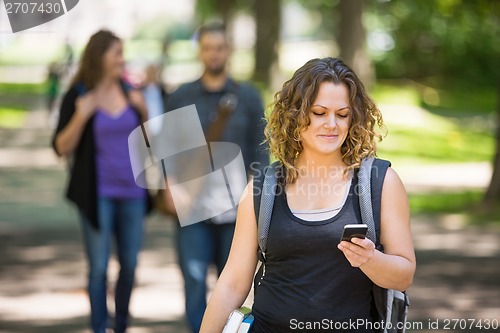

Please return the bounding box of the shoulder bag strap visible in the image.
[205,82,239,142]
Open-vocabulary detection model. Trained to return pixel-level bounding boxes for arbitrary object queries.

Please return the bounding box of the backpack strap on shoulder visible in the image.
[253,166,266,224]
[359,157,376,243]
[371,158,391,248]
[120,79,133,95]
[359,157,391,248]
[75,82,87,96]
[253,161,281,262]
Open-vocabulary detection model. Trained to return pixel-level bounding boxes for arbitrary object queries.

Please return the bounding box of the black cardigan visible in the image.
[52,83,151,229]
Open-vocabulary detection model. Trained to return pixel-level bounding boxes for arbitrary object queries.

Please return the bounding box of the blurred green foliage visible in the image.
[369,0,499,88]
[133,18,195,41]
[0,39,67,66]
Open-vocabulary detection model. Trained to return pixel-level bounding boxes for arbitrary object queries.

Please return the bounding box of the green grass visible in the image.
[0,80,494,166]
[372,84,495,216]
[409,191,483,215]
[0,83,44,128]
[0,39,65,66]
[371,83,420,106]
[370,82,495,165]
[379,127,494,164]
[0,107,26,128]
[419,82,496,116]
[409,190,500,225]
[372,81,496,115]
[0,82,46,95]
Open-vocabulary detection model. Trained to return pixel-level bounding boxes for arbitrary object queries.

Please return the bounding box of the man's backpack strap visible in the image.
[253,161,281,262]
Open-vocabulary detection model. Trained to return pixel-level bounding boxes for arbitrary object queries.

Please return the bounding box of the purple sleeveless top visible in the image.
[94,106,146,199]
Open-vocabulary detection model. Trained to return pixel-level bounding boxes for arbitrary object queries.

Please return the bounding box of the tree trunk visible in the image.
[196,0,236,26]
[215,0,236,26]
[253,0,281,87]
[337,0,374,87]
[195,0,237,50]
[483,80,500,208]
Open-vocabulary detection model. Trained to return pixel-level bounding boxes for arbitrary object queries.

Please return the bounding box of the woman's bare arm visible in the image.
[199,180,259,333]
[338,167,416,291]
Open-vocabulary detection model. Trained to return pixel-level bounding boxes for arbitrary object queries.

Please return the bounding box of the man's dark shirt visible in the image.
[166,77,269,175]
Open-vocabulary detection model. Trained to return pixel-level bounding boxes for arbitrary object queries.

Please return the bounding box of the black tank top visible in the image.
[251,173,375,333]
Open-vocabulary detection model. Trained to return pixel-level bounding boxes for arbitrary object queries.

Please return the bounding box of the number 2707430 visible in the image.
[442,319,499,330]
[5,2,63,15]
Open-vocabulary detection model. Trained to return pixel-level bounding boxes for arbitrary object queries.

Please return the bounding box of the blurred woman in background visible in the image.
[52,29,149,333]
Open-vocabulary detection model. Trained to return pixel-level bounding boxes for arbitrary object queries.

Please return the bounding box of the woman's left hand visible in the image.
[337,237,376,267]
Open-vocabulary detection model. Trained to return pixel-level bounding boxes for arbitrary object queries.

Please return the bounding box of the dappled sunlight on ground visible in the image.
[408,215,500,331]
[412,214,500,256]
[0,214,190,333]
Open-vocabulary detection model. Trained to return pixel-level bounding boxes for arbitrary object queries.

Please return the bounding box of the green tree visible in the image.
[370,0,499,207]
[338,0,374,86]
[484,81,500,207]
[371,0,499,87]
[195,0,281,87]
[253,0,282,86]
[297,0,374,85]
[196,0,238,25]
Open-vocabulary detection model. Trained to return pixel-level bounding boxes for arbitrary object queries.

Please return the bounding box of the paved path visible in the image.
[0,109,499,332]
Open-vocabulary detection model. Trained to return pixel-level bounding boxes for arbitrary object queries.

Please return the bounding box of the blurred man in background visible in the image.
[165,22,268,333]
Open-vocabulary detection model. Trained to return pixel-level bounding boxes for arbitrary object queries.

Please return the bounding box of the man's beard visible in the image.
[206,64,225,76]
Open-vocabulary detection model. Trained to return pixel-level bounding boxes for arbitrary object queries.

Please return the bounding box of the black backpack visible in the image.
[253,157,410,333]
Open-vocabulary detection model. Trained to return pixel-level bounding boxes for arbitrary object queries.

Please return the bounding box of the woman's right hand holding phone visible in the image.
[338,237,376,268]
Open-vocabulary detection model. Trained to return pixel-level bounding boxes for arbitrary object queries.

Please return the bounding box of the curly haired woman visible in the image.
[199,57,416,333]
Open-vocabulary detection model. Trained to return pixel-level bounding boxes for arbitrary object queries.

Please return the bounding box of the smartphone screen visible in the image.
[340,224,368,242]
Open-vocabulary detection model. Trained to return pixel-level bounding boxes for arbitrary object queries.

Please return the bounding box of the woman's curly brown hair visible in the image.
[71,30,120,89]
[265,57,384,184]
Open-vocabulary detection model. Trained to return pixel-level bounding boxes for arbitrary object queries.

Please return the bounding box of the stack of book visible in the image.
[222,307,254,333]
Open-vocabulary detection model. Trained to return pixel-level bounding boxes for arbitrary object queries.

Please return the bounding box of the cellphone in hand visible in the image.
[340,224,368,242]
